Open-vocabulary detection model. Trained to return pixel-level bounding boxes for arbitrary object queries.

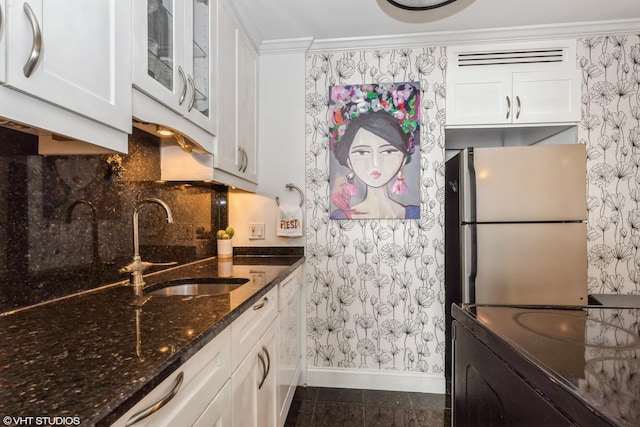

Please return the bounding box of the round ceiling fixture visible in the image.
[386,0,457,11]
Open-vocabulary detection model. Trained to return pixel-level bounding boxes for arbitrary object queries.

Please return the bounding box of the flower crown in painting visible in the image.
[328,82,420,157]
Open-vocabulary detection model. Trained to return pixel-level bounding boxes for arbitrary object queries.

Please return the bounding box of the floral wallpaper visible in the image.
[579,34,640,295]
[304,48,447,373]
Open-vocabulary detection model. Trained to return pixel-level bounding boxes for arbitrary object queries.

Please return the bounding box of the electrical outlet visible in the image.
[249,222,265,240]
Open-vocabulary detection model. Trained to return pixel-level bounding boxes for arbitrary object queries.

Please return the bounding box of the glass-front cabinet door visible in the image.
[134,0,184,114]
[184,0,216,134]
[148,0,175,92]
[133,0,216,135]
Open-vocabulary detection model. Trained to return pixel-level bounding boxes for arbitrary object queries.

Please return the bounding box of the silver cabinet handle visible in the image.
[505,96,511,120]
[257,351,267,390]
[252,296,268,310]
[178,66,187,105]
[22,2,42,78]
[187,75,195,111]
[237,147,244,172]
[257,346,271,390]
[262,345,270,380]
[516,95,521,119]
[241,148,248,173]
[125,371,184,426]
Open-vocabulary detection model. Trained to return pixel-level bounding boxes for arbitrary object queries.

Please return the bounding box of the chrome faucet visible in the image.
[120,198,177,296]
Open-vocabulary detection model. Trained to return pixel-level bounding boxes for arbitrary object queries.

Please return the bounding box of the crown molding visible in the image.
[297,18,640,53]
[237,9,640,56]
[252,19,640,54]
[258,38,314,55]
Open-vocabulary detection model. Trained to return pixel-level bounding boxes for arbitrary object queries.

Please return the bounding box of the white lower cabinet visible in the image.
[113,279,293,427]
[230,286,279,427]
[112,327,231,426]
[277,268,303,426]
[193,381,232,427]
[231,320,278,427]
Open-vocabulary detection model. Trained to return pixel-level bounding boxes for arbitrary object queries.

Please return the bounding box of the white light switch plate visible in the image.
[249,222,265,240]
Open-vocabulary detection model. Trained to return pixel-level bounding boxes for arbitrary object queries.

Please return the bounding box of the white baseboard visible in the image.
[305,367,446,394]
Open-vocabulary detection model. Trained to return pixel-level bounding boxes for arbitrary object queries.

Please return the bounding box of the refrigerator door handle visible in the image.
[462,224,478,305]
[467,148,477,224]
[468,223,477,305]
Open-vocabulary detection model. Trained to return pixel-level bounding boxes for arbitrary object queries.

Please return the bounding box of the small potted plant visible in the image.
[216,226,234,258]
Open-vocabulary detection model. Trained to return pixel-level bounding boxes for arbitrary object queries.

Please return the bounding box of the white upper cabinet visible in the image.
[216,0,237,175]
[133,0,217,137]
[512,71,580,124]
[237,27,258,181]
[446,40,580,127]
[0,0,6,83]
[215,0,258,190]
[3,0,131,134]
[447,72,512,126]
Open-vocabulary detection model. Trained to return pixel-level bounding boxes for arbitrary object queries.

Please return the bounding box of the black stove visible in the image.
[452,304,640,426]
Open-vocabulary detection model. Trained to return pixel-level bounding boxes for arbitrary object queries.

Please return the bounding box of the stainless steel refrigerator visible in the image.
[444,144,588,389]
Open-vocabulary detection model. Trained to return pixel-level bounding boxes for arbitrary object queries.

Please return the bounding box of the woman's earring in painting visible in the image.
[391,170,408,195]
[344,172,358,196]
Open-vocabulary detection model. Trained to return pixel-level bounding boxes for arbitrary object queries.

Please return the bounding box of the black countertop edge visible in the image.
[96,256,305,426]
[451,304,623,427]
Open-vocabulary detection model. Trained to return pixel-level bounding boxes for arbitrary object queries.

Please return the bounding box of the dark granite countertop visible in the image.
[0,255,304,426]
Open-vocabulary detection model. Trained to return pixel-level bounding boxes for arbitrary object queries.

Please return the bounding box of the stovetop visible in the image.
[467,305,640,426]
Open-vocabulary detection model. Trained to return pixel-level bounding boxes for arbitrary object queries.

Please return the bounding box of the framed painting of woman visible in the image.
[328,82,420,220]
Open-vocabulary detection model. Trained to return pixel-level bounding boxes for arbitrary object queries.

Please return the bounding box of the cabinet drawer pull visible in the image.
[22,2,42,78]
[505,96,511,120]
[125,371,184,426]
[252,296,268,311]
[516,95,521,119]
[178,66,187,105]
[187,75,196,111]
[262,345,270,379]
[257,351,267,389]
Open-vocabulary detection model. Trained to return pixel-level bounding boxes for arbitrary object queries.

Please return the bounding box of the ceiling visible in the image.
[231,0,640,45]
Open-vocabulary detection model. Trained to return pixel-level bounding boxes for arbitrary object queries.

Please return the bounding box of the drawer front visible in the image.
[231,286,278,371]
[193,381,232,427]
[278,267,302,311]
[113,327,231,426]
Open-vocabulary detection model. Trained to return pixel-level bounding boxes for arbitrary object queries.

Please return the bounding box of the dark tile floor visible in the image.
[285,386,451,427]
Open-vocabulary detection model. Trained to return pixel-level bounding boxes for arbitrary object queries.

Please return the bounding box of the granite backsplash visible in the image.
[0,127,229,312]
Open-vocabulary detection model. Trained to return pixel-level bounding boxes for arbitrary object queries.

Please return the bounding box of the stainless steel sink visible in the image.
[147,278,249,296]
